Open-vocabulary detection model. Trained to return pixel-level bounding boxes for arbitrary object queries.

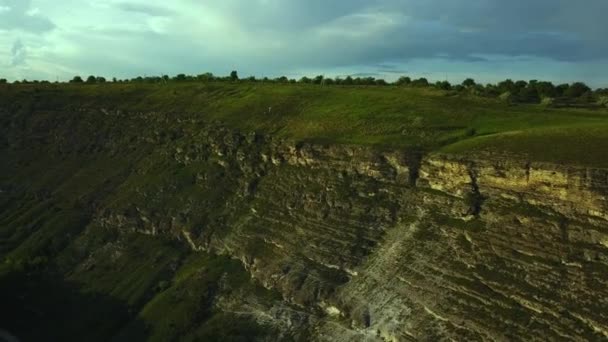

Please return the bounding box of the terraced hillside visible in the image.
[1,83,608,341]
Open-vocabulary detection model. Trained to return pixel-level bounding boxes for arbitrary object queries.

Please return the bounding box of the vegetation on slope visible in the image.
[1,81,607,167]
[0,103,283,341]
[1,76,607,340]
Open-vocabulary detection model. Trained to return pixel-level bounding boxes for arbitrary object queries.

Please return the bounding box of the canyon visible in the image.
[1,94,608,341]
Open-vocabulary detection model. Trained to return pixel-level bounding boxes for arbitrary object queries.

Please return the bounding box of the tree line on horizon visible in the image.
[2,70,607,106]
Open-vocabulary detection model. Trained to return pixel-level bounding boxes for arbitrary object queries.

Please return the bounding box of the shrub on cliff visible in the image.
[411,78,429,87]
[565,82,591,98]
[499,91,515,103]
[517,87,541,103]
[396,76,412,85]
[462,78,476,87]
[230,70,239,82]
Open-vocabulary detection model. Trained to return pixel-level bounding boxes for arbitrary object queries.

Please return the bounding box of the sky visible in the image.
[1,0,607,87]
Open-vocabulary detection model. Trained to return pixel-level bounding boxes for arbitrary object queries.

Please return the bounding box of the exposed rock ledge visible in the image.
[96,123,608,341]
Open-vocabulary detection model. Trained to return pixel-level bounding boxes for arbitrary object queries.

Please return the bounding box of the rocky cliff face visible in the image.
[91,119,608,341]
[2,108,608,341]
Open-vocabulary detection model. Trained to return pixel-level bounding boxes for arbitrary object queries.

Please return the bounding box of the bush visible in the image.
[499,91,515,103]
[298,76,311,84]
[411,78,429,87]
[229,70,239,81]
[462,78,476,87]
[565,82,591,98]
[498,79,515,93]
[540,97,554,106]
[436,81,452,90]
[396,76,411,85]
[517,87,540,103]
[375,79,388,86]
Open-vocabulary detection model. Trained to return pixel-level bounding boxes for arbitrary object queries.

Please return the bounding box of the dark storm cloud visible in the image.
[385,0,608,60]
[3,0,607,85]
[202,0,607,64]
[0,0,54,33]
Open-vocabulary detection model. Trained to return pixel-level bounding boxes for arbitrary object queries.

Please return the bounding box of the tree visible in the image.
[86,75,97,84]
[276,76,289,83]
[411,78,429,87]
[197,73,214,82]
[595,88,608,95]
[70,76,84,83]
[483,84,500,97]
[174,74,187,81]
[580,90,595,103]
[360,77,376,85]
[312,75,324,85]
[396,76,412,85]
[96,77,106,83]
[517,87,540,103]
[343,76,354,85]
[462,78,476,87]
[0,79,7,84]
[565,82,591,98]
[298,76,312,84]
[555,84,570,97]
[230,70,239,81]
[514,80,528,90]
[498,79,515,93]
[534,81,556,98]
[436,81,452,90]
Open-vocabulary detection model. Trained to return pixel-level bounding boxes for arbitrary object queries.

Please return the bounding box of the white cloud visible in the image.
[10,39,26,66]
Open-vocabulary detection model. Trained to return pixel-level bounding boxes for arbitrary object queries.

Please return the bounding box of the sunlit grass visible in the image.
[2,82,608,166]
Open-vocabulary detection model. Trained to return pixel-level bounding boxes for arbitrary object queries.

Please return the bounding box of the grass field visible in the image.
[2,82,608,167]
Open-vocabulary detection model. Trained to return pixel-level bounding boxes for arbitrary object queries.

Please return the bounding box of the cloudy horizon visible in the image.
[1,0,607,87]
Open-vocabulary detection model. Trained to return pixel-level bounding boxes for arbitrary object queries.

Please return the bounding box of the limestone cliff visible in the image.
[94,120,608,341]
[2,108,608,341]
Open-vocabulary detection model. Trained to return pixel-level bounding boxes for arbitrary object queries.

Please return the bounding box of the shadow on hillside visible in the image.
[0,271,148,342]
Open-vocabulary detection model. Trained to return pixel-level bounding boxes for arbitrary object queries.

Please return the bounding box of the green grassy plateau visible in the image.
[2,81,608,167]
